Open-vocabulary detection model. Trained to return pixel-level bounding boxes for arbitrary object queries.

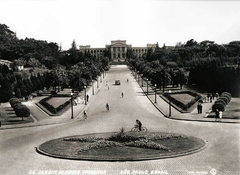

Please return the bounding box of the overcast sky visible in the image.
[1,0,240,50]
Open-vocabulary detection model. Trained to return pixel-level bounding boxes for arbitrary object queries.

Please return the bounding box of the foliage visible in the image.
[14,104,30,120]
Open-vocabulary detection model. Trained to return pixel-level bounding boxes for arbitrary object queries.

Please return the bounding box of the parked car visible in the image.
[115,79,121,85]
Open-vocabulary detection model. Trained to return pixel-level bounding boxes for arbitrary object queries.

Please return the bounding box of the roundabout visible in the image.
[37,131,206,161]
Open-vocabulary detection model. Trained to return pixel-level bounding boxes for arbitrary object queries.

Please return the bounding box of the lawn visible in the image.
[170,93,195,105]
[163,91,202,112]
[46,97,71,108]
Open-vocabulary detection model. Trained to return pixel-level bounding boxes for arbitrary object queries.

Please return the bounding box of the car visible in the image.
[115,79,121,85]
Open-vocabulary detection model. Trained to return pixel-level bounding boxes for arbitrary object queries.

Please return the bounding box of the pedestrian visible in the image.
[86,94,89,102]
[199,103,202,114]
[215,109,219,121]
[197,103,200,114]
[219,111,222,122]
[0,121,1,128]
[210,95,213,103]
[127,79,129,82]
[83,110,87,120]
[121,92,124,98]
[106,103,109,111]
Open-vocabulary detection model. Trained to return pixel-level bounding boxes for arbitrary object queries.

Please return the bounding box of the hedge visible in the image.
[39,95,72,115]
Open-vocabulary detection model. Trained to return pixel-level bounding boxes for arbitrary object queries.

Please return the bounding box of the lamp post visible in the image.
[146,78,148,95]
[97,76,99,88]
[155,84,157,103]
[84,86,87,105]
[141,74,143,87]
[169,90,171,117]
[137,71,139,82]
[70,92,74,119]
[92,80,94,95]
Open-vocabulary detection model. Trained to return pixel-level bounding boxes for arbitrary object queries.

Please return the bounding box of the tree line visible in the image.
[0,24,110,102]
[128,40,240,97]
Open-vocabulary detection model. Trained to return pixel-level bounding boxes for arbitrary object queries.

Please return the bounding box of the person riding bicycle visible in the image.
[135,119,142,131]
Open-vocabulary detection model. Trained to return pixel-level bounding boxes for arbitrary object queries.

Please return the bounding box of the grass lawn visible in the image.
[38,132,206,161]
[170,93,195,105]
[46,97,71,108]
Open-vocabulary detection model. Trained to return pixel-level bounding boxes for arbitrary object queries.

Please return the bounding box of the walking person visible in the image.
[121,92,124,98]
[215,109,219,121]
[106,103,109,111]
[86,94,89,102]
[83,110,87,120]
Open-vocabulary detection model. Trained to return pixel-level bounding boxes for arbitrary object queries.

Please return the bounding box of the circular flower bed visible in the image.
[37,132,206,161]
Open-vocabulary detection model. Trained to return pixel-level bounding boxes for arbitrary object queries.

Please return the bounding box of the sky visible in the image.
[0,0,240,50]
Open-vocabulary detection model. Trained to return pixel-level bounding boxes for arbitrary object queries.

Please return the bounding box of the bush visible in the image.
[9,98,21,108]
[218,96,229,105]
[14,104,30,120]
[212,103,225,112]
[215,98,227,106]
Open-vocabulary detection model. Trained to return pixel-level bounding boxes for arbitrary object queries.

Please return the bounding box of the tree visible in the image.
[14,104,30,120]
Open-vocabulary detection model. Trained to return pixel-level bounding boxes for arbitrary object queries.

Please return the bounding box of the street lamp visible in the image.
[137,71,139,82]
[154,84,158,103]
[84,86,87,105]
[169,90,171,117]
[92,80,94,95]
[70,92,74,119]
[97,76,99,88]
[146,78,148,95]
[141,74,143,87]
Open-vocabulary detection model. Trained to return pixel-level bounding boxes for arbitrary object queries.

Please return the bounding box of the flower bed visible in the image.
[37,132,206,161]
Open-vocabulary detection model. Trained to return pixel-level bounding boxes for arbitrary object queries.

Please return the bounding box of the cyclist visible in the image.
[136,119,142,131]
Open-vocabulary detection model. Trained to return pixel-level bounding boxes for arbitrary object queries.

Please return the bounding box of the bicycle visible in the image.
[131,125,147,132]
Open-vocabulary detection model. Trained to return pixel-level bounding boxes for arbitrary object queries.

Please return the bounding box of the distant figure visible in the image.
[106,103,109,111]
[215,109,219,121]
[121,92,124,98]
[86,94,89,102]
[199,103,202,113]
[219,111,222,122]
[127,79,129,82]
[83,110,87,120]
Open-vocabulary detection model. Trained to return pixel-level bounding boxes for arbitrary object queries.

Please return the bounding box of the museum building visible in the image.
[79,40,156,60]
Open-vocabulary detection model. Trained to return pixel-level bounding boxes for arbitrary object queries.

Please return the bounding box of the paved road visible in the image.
[0,65,239,175]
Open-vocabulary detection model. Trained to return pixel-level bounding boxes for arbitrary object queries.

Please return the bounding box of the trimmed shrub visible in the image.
[9,98,21,108]
[215,98,227,106]
[212,103,225,112]
[221,92,232,98]
[218,96,230,105]
[14,104,30,120]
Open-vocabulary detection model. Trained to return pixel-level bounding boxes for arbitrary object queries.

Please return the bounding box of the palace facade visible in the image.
[79,40,156,60]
